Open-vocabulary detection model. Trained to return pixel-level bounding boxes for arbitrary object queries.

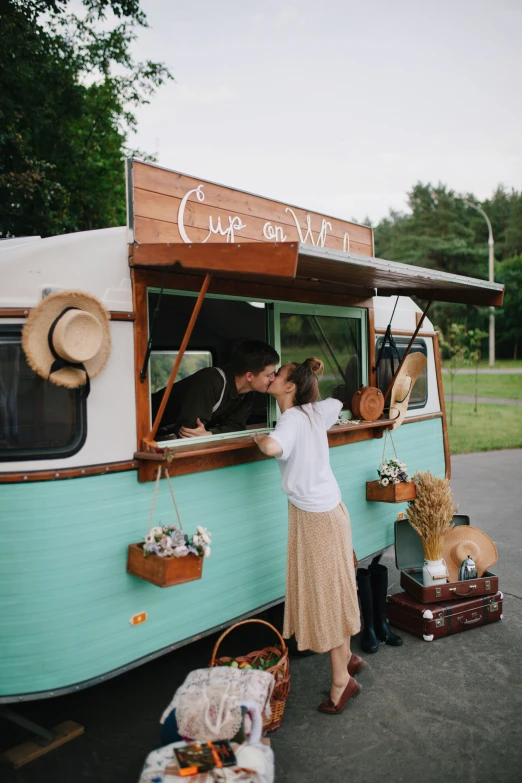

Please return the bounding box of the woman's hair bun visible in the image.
[303,357,324,376]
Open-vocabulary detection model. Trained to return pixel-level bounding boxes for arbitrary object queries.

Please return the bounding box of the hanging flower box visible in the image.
[366,480,416,504]
[127,467,211,588]
[127,543,203,588]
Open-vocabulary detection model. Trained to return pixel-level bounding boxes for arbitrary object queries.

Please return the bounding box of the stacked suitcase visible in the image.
[387,515,503,641]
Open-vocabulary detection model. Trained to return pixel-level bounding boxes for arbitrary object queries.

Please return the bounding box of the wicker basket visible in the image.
[209,619,290,733]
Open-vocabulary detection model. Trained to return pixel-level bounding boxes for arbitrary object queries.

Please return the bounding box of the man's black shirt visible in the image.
[151,366,254,439]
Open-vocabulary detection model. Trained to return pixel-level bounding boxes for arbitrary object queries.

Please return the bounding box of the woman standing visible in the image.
[254,358,363,714]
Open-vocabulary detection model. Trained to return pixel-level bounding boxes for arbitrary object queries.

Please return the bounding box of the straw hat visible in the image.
[22,290,111,392]
[389,352,427,430]
[442,525,498,582]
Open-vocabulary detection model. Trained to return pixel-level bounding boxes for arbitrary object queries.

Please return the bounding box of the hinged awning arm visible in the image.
[143,272,213,449]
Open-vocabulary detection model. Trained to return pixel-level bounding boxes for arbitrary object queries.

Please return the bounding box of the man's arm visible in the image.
[209,394,254,434]
[168,369,221,437]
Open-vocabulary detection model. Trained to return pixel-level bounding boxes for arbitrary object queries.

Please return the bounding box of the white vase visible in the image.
[422,558,448,587]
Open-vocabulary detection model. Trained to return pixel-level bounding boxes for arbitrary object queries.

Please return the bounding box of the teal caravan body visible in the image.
[0,161,504,701]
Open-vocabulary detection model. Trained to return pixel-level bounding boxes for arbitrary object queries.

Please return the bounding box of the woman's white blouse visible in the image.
[270,398,343,512]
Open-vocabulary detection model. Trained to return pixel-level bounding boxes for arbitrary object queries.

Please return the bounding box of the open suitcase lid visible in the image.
[394,514,470,571]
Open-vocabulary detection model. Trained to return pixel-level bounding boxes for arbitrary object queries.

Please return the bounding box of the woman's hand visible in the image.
[253,432,282,457]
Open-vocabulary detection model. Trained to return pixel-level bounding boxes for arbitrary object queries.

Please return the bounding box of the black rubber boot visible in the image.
[368,555,403,646]
[356,568,379,654]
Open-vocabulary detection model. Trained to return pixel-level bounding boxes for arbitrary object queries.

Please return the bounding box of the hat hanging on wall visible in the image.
[22,290,111,394]
[389,352,427,430]
[442,525,498,582]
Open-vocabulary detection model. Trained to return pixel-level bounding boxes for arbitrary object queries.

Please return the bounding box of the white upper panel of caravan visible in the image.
[0,227,132,311]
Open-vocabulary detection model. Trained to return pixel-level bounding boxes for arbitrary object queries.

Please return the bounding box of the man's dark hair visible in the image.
[230,340,279,375]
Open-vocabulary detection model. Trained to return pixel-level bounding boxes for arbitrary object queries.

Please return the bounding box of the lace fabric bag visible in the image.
[160,667,275,743]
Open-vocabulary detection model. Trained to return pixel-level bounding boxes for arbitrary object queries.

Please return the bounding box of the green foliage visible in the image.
[495,256,522,359]
[0,0,172,237]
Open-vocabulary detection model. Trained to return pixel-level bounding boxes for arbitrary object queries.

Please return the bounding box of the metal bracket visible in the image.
[435,587,441,598]
[435,617,445,628]
[489,601,499,612]
[485,580,491,591]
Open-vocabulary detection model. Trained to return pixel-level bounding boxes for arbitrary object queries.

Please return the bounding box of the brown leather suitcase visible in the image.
[387,590,503,641]
[395,514,499,603]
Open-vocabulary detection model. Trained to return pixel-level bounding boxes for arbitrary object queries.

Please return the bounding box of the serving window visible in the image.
[145,290,368,449]
[0,326,87,461]
[147,291,272,442]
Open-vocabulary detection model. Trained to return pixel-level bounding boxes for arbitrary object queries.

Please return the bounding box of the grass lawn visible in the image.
[443,373,522,399]
[447,403,522,454]
[441,359,522,371]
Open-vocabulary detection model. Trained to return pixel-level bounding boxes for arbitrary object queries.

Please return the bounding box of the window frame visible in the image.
[0,324,87,462]
[271,301,368,423]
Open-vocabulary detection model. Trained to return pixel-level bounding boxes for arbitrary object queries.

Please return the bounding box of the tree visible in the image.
[0,0,172,237]
[495,256,522,359]
[373,182,522,358]
[468,329,488,412]
[439,323,469,427]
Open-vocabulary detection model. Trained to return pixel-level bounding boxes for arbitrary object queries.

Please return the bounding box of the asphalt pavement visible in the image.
[2,451,521,783]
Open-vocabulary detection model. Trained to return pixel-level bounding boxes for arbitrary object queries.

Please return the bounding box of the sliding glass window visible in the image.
[271,303,367,421]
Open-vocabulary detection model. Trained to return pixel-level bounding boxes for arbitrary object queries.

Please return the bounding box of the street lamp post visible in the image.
[464,200,495,367]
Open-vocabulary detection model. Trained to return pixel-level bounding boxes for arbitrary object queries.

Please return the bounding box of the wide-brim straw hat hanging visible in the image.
[389,352,427,430]
[442,525,498,582]
[22,290,111,393]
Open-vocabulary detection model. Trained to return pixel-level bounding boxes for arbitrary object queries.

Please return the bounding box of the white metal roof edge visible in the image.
[297,244,504,293]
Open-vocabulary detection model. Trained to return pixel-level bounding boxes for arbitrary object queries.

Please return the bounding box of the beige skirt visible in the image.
[283,501,361,653]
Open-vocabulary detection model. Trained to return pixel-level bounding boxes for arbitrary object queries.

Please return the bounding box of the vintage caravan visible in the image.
[0,161,504,703]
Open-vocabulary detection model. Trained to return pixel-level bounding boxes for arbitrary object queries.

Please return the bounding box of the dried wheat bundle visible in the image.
[406,470,458,560]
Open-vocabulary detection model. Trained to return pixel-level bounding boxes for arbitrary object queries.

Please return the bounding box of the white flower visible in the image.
[204,546,211,558]
[394,479,401,484]
[160,536,173,550]
[193,534,201,545]
[197,525,206,535]
[406,476,412,483]
[381,477,389,486]
[174,545,189,557]
[201,533,211,545]
[149,526,163,538]
[145,533,155,545]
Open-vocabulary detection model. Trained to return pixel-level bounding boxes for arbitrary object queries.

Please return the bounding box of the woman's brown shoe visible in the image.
[318,677,362,714]
[348,653,366,677]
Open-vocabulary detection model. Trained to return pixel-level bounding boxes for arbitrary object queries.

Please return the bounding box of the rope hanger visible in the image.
[147,467,184,535]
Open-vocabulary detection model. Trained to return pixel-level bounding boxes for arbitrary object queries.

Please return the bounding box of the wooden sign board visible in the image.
[127,160,374,256]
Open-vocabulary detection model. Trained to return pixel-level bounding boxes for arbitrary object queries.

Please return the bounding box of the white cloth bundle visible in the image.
[160,667,275,743]
[138,740,274,783]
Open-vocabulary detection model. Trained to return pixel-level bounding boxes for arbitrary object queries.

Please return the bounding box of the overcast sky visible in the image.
[129,0,522,224]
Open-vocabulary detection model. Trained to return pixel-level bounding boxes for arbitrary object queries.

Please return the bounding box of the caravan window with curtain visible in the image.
[0,326,86,461]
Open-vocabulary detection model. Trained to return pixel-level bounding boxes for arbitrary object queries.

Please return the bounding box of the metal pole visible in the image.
[489,236,495,368]
[464,201,495,367]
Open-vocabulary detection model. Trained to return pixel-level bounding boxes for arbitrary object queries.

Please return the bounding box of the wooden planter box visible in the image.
[366,480,416,504]
[127,543,203,587]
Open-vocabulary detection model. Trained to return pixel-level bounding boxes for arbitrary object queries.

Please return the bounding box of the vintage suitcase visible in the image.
[395,514,499,603]
[387,590,503,641]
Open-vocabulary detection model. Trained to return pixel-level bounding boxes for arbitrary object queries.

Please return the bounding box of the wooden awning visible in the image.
[129,241,504,307]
